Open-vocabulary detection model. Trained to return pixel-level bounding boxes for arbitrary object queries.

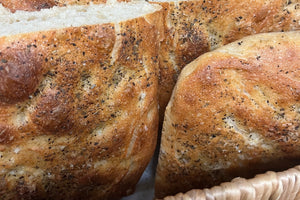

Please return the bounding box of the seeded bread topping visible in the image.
[0,2,162,199]
[155,31,300,198]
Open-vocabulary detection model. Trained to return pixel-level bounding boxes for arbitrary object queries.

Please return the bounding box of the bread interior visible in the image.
[0,2,160,37]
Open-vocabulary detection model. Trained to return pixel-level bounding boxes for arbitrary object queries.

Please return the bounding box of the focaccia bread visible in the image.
[153,0,300,121]
[0,2,162,199]
[155,31,300,198]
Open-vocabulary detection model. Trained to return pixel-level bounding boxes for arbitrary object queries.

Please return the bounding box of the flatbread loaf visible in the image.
[0,2,162,199]
[155,31,300,198]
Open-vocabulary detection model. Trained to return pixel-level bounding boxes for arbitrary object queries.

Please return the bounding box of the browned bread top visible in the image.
[1,0,299,124]
[0,3,162,199]
[153,0,300,122]
[155,31,300,198]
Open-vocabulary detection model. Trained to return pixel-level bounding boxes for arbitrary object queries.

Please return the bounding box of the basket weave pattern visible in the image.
[163,166,300,200]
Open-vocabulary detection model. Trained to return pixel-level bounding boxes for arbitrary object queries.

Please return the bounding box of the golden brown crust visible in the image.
[155,31,300,198]
[0,44,45,104]
[153,1,211,122]
[0,7,162,199]
[151,0,300,122]
[1,0,299,125]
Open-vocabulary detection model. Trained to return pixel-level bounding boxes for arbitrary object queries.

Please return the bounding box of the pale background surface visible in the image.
[122,153,158,200]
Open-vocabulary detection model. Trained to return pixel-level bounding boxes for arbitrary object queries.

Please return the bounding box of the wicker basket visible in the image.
[162,165,300,200]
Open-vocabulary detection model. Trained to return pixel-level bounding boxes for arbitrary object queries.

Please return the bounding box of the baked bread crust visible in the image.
[1,0,299,123]
[155,31,300,198]
[152,0,300,121]
[0,6,162,200]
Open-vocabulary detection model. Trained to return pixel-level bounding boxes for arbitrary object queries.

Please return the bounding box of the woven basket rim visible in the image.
[161,165,300,200]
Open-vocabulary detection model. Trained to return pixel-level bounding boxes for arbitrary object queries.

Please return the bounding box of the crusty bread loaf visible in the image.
[2,0,299,125]
[1,0,299,124]
[0,2,162,199]
[155,31,300,198]
[151,0,300,121]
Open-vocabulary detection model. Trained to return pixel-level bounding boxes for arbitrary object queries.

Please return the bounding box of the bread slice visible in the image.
[0,2,162,199]
[155,31,300,198]
[150,0,300,121]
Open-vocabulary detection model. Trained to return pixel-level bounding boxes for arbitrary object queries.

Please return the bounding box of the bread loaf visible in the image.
[155,31,300,198]
[151,0,300,121]
[1,1,299,124]
[0,2,162,199]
